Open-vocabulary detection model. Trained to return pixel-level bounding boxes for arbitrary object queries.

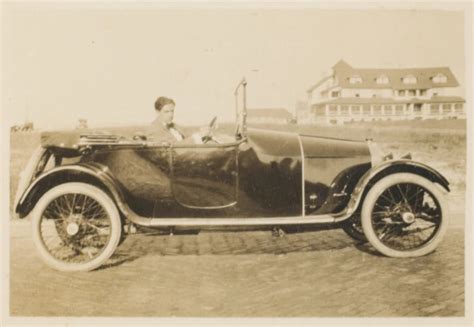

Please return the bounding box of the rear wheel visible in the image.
[361,173,448,257]
[341,212,367,243]
[32,182,122,271]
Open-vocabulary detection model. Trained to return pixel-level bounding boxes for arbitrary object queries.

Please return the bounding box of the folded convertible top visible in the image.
[41,131,119,156]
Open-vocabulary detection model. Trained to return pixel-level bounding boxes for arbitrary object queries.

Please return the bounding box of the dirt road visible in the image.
[9,216,464,317]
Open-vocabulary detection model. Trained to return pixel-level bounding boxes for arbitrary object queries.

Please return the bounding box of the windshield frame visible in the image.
[234,77,248,139]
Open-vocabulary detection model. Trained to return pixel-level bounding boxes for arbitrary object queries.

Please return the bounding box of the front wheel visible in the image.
[361,173,449,257]
[31,182,122,271]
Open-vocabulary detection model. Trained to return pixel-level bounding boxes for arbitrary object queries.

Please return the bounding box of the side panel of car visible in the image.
[237,145,303,217]
[83,142,303,218]
[241,129,303,216]
[82,147,174,217]
[170,145,238,209]
[307,162,371,215]
[300,134,372,215]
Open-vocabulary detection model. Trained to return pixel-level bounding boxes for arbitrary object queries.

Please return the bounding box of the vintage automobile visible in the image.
[14,79,450,271]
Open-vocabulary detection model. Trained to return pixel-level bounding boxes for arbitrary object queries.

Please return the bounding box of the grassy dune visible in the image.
[10,119,466,218]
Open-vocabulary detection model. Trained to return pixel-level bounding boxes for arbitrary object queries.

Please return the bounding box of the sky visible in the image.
[1,3,467,129]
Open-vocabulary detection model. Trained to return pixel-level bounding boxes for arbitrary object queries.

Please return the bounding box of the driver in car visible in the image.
[146,96,212,144]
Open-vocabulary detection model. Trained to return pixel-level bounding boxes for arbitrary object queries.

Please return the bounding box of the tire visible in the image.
[361,173,449,257]
[31,182,122,271]
[341,212,367,243]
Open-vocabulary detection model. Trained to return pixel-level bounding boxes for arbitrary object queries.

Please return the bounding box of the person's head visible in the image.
[154,96,176,124]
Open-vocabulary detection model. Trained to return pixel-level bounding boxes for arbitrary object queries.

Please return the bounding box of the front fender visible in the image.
[335,159,450,221]
[360,159,449,192]
[16,163,127,218]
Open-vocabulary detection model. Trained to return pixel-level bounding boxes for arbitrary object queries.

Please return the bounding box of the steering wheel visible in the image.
[209,116,217,129]
[202,116,218,143]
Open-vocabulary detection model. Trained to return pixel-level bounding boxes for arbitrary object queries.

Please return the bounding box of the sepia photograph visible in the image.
[1,1,472,325]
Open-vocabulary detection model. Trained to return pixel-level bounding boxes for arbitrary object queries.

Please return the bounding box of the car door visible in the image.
[170,143,239,209]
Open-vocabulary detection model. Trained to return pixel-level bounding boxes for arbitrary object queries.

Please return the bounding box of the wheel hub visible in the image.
[66,222,80,236]
[401,212,415,224]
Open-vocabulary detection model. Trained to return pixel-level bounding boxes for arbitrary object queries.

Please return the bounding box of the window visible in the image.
[351,105,361,114]
[442,104,451,113]
[314,105,325,115]
[430,104,440,115]
[355,93,360,97]
[395,105,404,115]
[398,90,406,96]
[349,75,362,84]
[376,75,389,84]
[328,105,338,116]
[363,105,371,115]
[383,105,393,115]
[402,75,417,84]
[331,91,340,98]
[373,105,382,115]
[420,89,427,96]
[414,104,422,113]
[454,103,463,113]
[432,73,447,84]
[341,105,349,115]
[408,90,416,96]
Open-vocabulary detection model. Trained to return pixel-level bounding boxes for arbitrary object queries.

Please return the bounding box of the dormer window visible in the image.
[349,75,362,84]
[402,75,417,84]
[376,75,389,84]
[432,73,447,83]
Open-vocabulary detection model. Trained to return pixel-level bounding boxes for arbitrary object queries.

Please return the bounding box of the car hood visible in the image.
[247,128,370,159]
[299,133,370,158]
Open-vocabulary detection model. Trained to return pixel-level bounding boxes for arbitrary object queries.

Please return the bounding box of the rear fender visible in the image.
[16,163,128,218]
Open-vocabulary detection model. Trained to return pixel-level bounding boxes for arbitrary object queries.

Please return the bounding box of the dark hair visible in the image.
[154,96,175,111]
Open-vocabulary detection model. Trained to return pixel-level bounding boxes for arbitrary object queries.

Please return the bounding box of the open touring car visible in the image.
[14,79,450,271]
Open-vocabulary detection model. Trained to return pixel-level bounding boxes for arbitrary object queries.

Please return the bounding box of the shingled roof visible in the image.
[332,60,459,90]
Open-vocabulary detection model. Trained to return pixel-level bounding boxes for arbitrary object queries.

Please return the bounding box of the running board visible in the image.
[126,215,336,227]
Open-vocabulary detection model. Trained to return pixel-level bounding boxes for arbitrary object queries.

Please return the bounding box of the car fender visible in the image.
[361,159,449,191]
[16,163,128,218]
[336,159,450,220]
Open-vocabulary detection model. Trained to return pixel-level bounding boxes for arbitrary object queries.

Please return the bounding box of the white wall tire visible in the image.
[31,182,122,271]
[361,173,449,258]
